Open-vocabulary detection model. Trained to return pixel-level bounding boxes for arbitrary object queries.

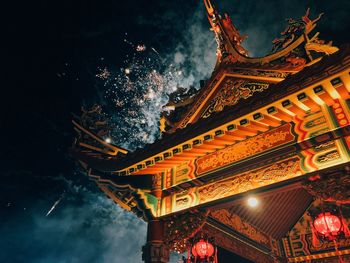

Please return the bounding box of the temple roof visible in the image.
[164,1,337,132]
[70,2,350,261]
[72,44,350,173]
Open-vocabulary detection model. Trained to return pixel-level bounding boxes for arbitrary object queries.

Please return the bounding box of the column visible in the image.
[142,220,170,263]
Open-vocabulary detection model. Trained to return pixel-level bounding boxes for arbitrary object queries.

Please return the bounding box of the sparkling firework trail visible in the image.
[94,24,216,150]
[95,41,194,150]
[96,67,111,80]
[151,47,160,56]
[136,44,146,52]
[46,193,65,217]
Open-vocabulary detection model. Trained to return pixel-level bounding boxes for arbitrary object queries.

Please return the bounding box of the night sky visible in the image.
[2,0,350,262]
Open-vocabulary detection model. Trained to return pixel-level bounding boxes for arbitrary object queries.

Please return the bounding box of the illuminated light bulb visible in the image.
[247,197,259,207]
[125,68,130,74]
[105,138,112,143]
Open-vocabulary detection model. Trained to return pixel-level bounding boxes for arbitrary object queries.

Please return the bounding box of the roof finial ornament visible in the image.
[302,8,338,57]
[302,8,323,31]
[204,0,215,17]
[204,0,248,63]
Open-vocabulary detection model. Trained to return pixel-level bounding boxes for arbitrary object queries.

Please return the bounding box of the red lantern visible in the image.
[311,211,350,263]
[313,212,342,239]
[192,239,215,259]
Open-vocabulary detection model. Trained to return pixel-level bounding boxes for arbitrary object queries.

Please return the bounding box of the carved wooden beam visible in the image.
[303,169,350,204]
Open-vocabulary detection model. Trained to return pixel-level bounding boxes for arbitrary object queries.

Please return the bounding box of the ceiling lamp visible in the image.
[247,197,259,208]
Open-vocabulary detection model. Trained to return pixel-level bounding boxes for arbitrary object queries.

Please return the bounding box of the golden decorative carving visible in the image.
[198,157,301,203]
[304,116,326,129]
[210,209,271,246]
[176,197,189,207]
[232,69,289,79]
[196,124,294,175]
[314,141,336,152]
[316,150,341,164]
[271,8,322,53]
[285,56,306,67]
[201,79,269,118]
[175,77,221,130]
[305,36,339,55]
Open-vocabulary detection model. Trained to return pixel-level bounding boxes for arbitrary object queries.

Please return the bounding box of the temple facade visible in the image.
[72,1,350,262]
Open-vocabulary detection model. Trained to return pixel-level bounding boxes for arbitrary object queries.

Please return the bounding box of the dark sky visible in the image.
[2,0,350,262]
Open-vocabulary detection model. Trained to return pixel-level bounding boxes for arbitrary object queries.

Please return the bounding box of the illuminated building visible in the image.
[72,1,350,262]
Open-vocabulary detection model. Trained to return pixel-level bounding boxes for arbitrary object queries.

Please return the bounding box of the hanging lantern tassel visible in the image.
[214,246,218,263]
[311,224,320,248]
[186,246,191,263]
[342,218,350,237]
[333,239,345,263]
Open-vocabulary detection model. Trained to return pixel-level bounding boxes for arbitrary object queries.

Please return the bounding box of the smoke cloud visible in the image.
[1,173,148,263]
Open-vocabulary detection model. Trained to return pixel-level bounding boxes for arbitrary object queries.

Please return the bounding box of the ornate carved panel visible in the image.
[202,224,274,263]
[228,69,289,79]
[198,157,302,204]
[210,209,272,247]
[195,123,295,175]
[201,79,269,118]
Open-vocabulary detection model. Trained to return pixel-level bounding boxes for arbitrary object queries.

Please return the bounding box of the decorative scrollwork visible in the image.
[210,209,271,246]
[271,8,323,53]
[231,69,289,79]
[303,172,350,203]
[198,157,301,203]
[202,79,269,118]
[305,36,339,55]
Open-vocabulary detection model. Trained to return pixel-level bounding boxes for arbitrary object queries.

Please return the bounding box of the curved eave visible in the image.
[71,45,350,177]
[113,46,350,174]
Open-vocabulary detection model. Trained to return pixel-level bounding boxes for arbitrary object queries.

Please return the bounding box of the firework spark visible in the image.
[46,193,65,217]
[93,27,215,150]
[97,44,191,150]
[136,44,146,52]
[151,47,160,55]
[96,67,111,80]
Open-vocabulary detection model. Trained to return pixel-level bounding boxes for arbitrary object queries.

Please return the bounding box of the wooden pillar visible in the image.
[142,220,170,263]
[142,173,169,263]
